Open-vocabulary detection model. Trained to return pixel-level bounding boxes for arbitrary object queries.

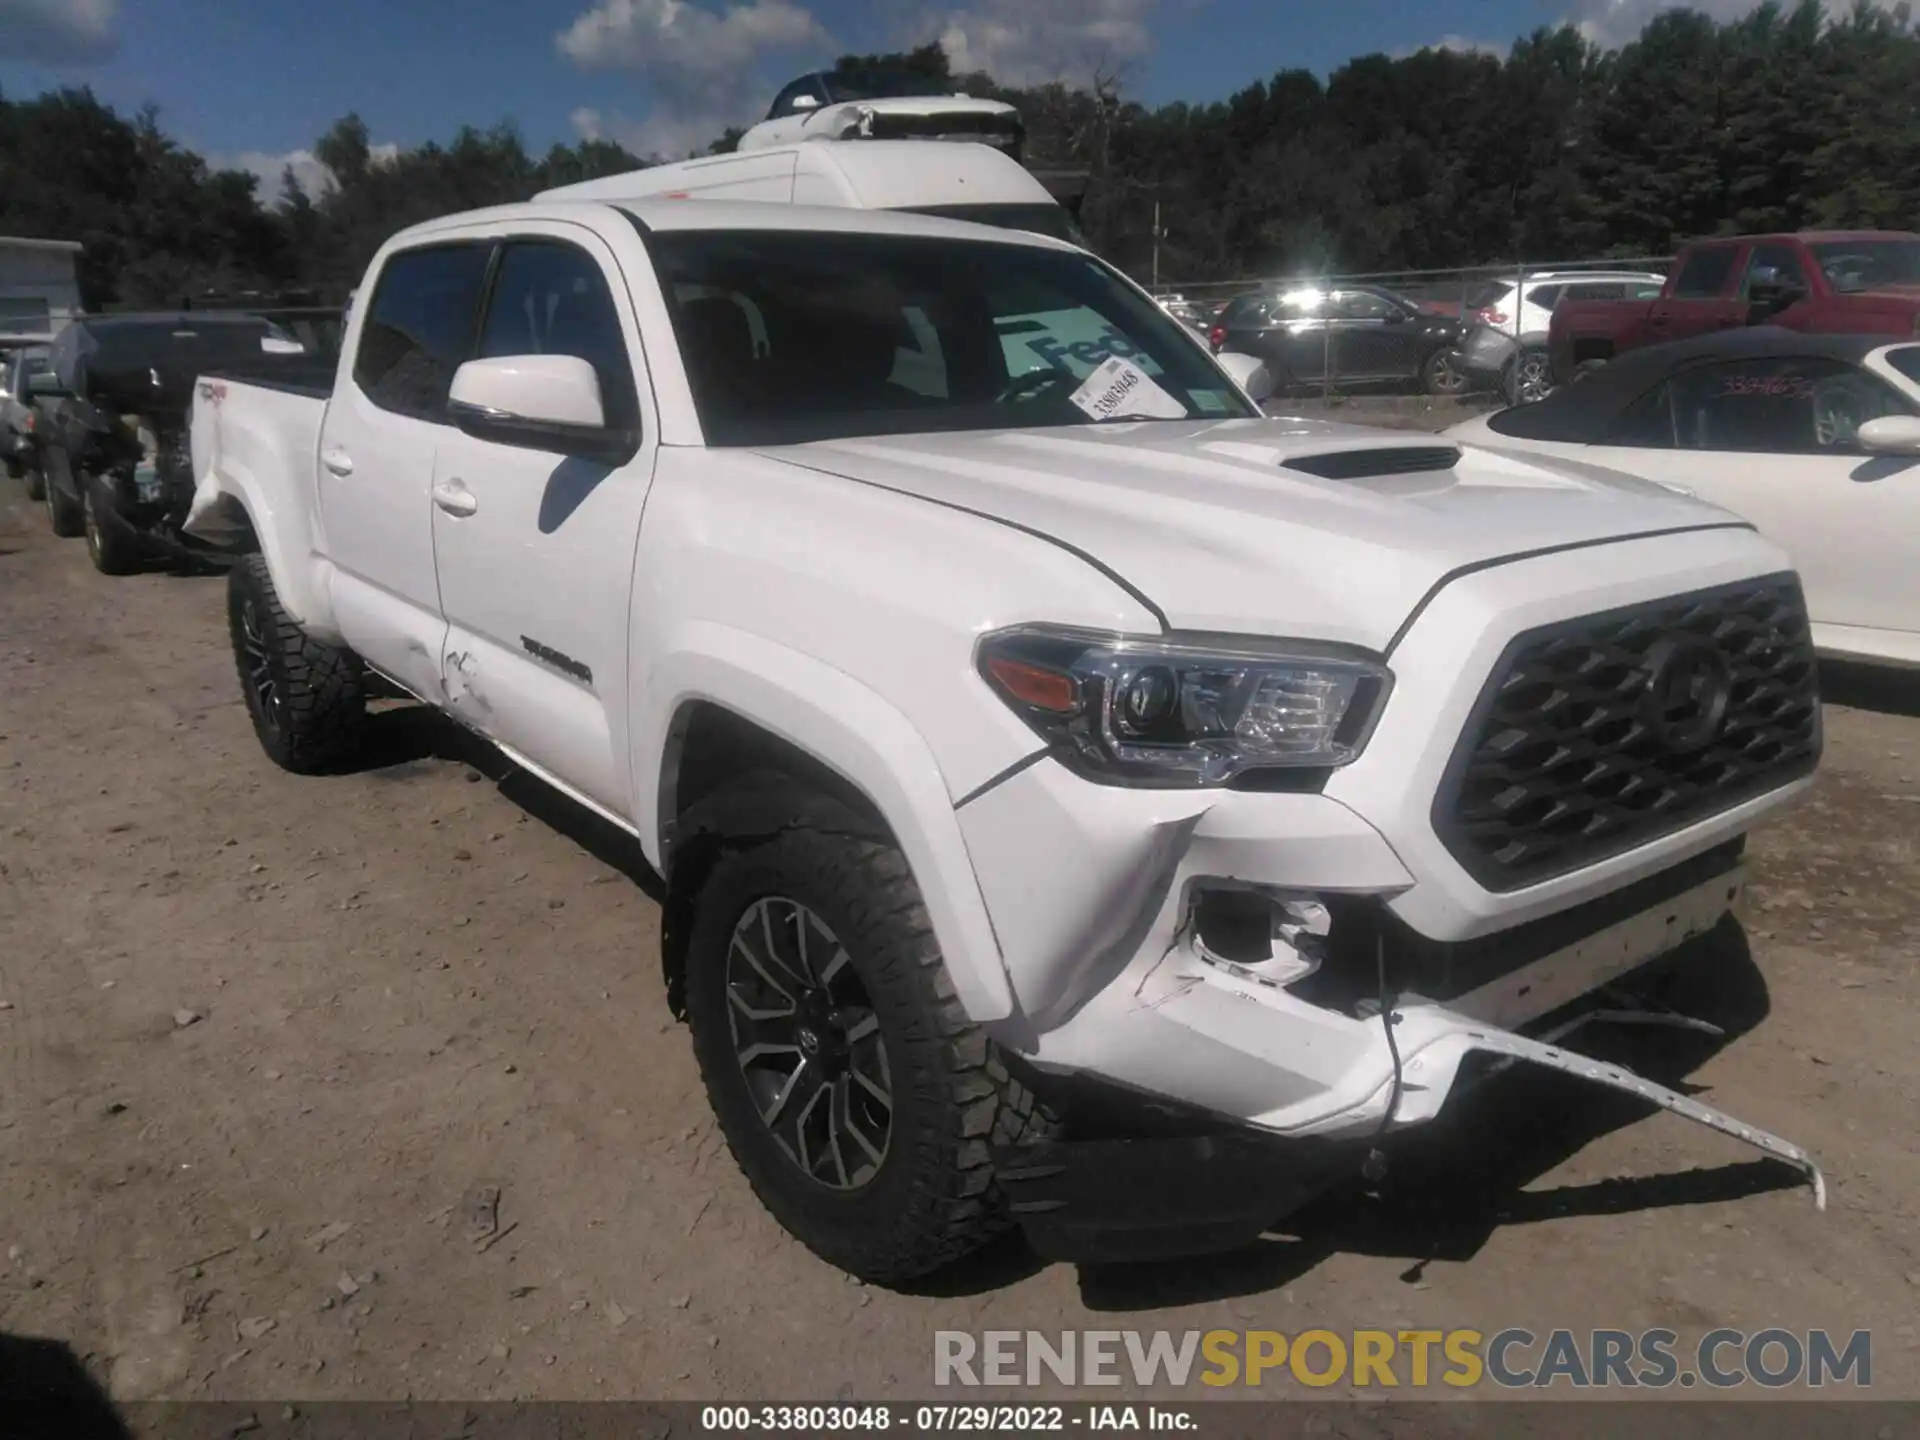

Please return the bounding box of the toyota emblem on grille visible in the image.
[1641,637,1733,752]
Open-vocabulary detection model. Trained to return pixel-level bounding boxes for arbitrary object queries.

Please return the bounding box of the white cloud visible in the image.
[0,0,118,64]
[557,0,828,77]
[210,143,401,208]
[1566,0,1875,49]
[557,0,835,159]
[937,0,1159,85]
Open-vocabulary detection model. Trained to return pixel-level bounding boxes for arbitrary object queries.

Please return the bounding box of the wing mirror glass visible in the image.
[447,355,636,463]
[1857,414,1920,456]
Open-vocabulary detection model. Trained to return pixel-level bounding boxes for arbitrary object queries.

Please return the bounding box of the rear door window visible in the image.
[1671,247,1739,300]
[353,244,493,422]
[1527,283,1566,312]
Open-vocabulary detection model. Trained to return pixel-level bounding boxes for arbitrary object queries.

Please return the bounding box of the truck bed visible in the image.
[200,351,337,401]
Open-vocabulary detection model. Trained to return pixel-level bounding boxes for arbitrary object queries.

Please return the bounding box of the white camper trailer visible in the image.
[536,140,1083,247]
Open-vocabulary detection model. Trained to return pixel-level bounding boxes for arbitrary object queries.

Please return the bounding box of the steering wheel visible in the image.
[996,366,1076,406]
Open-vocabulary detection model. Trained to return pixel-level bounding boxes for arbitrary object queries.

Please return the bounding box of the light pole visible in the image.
[1151,198,1162,293]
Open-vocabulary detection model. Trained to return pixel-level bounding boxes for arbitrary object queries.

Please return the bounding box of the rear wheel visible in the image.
[82,473,141,575]
[42,449,83,537]
[684,822,1030,1283]
[228,553,367,773]
[1506,348,1555,406]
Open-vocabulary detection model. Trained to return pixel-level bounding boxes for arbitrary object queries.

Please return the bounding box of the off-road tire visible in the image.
[42,449,83,537]
[685,825,1037,1284]
[82,473,141,575]
[227,553,367,773]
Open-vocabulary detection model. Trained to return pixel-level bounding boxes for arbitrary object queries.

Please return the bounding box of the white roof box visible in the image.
[536,139,1056,213]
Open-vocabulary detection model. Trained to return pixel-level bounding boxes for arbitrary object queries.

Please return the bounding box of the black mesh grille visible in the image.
[1284,446,1460,480]
[1434,575,1819,891]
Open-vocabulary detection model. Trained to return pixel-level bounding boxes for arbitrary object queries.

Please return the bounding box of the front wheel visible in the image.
[228,553,367,773]
[1423,347,1469,396]
[82,473,141,575]
[684,824,1022,1283]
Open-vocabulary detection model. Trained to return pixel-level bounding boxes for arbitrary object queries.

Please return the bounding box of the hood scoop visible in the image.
[1283,445,1462,480]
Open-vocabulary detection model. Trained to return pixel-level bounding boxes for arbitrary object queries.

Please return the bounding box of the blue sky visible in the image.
[0,0,1793,196]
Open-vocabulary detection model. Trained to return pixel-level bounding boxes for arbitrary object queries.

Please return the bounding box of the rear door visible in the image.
[316,241,492,699]
[429,225,657,815]
[1645,244,1749,344]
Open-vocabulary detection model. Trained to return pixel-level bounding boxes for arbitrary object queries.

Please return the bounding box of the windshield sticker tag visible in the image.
[1191,389,1229,414]
[1068,356,1187,422]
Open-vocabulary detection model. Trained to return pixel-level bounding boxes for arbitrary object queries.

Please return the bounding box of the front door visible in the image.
[316,241,493,699]
[1645,244,1750,345]
[1329,289,1419,382]
[1593,353,1920,640]
[429,228,658,816]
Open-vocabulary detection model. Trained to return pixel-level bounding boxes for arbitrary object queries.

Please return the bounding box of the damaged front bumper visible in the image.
[963,769,1824,1263]
[996,982,1825,1264]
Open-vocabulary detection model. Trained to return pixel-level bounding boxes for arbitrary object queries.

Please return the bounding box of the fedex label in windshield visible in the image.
[1001,308,1163,379]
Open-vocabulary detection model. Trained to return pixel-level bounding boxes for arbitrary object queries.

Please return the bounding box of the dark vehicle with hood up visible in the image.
[1209,284,1469,395]
[34,312,331,573]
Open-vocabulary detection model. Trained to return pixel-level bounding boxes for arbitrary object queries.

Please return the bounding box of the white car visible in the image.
[186,199,1823,1282]
[740,68,1022,159]
[1449,327,1920,668]
[1467,270,1668,403]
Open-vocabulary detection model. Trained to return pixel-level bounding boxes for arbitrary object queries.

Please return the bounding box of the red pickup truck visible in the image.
[1548,230,1920,383]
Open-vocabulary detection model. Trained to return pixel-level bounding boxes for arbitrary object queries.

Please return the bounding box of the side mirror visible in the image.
[1748,271,1807,314]
[1857,415,1920,456]
[790,93,821,111]
[1215,350,1276,403]
[447,355,636,463]
[260,336,306,355]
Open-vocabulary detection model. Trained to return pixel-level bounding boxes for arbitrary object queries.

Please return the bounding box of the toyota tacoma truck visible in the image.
[186,199,1826,1282]
[1550,229,1920,384]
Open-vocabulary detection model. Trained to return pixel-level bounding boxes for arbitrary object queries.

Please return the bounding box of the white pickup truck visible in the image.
[187,198,1826,1282]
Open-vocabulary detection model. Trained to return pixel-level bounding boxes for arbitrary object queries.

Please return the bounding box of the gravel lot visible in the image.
[2,432,1918,1407]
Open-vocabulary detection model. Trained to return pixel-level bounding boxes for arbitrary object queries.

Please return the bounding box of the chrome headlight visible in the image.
[977,626,1392,788]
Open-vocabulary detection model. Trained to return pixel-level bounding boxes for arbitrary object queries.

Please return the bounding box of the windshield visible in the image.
[652,229,1256,447]
[903,202,1086,249]
[1813,240,1920,293]
[1885,346,1920,385]
[822,69,952,103]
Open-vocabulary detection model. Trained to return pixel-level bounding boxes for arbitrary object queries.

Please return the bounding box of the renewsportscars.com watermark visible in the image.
[934,1328,1872,1391]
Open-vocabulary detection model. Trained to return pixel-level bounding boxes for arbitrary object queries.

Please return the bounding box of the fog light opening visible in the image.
[1190,885,1330,989]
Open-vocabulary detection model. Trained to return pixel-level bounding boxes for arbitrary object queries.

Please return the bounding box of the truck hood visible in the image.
[756,418,1741,651]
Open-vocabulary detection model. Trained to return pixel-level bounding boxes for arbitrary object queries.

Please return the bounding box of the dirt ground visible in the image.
[2,439,1918,1408]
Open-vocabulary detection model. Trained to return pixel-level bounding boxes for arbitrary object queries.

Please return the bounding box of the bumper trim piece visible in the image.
[1432,1022,1826,1211]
